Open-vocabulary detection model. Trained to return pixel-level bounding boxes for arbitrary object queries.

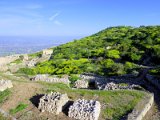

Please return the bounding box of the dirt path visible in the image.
[142,80,160,120]
[0,80,42,112]
[132,68,160,120]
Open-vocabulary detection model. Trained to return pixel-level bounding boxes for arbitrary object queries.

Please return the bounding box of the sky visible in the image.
[0,0,159,36]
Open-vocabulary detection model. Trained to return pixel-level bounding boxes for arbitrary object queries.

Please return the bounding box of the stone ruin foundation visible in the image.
[74,79,88,89]
[68,99,101,120]
[32,74,70,85]
[0,80,13,91]
[38,92,69,115]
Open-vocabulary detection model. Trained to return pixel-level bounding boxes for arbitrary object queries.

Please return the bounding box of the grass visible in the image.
[39,82,147,120]
[10,59,22,64]
[10,103,28,114]
[0,89,11,104]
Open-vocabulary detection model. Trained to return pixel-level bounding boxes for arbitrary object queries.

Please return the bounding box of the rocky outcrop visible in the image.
[74,80,88,89]
[31,74,70,85]
[42,49,53,57]
[0,80,13,91]
[26,58,38,67]
[68,99,101,120]
[95,81,140,90]
[38,92,69,115]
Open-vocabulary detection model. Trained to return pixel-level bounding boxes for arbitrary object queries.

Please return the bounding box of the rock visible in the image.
[0,80,13,91]
[68,99,101,120]
[31,74,70,85]
[26,58,38,67]
[95,81,118,90]
[23,54,29,61]
[74,80,88,89]
[95,81,140,90]
[38,92,69,115]
[42,49,53,57]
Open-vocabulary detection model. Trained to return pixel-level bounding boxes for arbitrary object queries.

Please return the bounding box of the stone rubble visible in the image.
[38,92,69,115]
[42,49,53,57]
[68,99,101,120]
[31,74,70,85]
[74,79,88,89]
[0,80,13,91]
[95,81,140,90]
[26,58,38,67]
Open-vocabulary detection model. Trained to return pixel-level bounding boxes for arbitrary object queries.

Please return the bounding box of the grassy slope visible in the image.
[24,26,160,76]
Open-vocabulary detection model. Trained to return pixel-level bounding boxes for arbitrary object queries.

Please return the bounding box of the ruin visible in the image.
[38,92,69,115]
[42,49,53,57]
[68,99,101,120]
[74,79,88,89]
[31,74,70,85]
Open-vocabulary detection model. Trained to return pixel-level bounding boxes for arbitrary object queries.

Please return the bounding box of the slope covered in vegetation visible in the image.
[22,26,160,76]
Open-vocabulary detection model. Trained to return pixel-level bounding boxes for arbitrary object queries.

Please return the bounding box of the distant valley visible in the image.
[0,36,81,56]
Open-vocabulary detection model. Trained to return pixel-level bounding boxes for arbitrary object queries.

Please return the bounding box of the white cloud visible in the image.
[54,20,62,26]
[49,12,60,21]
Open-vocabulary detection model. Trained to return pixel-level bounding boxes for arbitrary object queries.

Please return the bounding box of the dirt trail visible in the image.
[142,80,160,120]
[136,68,160,120]
[1,80,42,112]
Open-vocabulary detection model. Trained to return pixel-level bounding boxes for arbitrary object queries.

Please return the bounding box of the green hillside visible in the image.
[23,26,160,76]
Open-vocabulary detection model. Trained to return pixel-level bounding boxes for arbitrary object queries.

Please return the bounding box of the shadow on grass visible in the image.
[30,94,44,108]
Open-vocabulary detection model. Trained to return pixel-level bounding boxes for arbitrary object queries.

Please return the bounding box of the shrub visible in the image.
[106,50,120,59]
[17,68,36,75]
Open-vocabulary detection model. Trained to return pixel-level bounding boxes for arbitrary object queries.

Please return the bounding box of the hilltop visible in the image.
[21,26,160,76]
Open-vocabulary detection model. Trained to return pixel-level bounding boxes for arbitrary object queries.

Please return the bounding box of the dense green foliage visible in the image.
[25,26,160,76]
[17,68,36,75]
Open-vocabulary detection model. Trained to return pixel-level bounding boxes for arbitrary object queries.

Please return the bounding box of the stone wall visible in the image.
[0,80,13,91]
[146,74,160,90]
[38,92,69,115]
[42,49,53,57]
[68,99,101,120]
[127,94,154,120]
[74,79,88,89]
[95,81,140,90]
[31,74,70,85]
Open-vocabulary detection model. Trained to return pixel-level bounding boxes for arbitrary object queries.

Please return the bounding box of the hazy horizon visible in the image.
[0,35,83,56]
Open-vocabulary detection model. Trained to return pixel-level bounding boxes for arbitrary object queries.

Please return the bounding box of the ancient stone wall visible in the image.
[68,99,101,120]
[127,94,154,120]
[32,74,70,85]
[42,49,53,57]
[95,81,140,90]
[38,92,69,115]
[74,79,88,89]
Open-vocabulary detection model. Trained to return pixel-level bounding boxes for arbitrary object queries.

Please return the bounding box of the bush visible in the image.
[106,50,120,59]
[17,68,36,75]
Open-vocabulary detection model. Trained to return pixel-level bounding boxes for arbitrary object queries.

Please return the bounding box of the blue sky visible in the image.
[0,0,159,36]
